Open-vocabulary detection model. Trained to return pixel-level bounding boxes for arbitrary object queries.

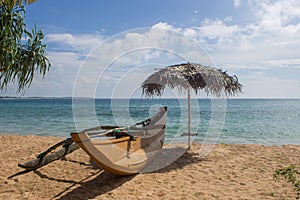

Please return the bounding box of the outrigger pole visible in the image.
[8,122,148,179]
[8,138,79,179]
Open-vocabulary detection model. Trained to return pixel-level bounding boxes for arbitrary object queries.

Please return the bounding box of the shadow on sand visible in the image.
[54,171,135,200]
[31,147,204,199]
[156,150,206,173]
[141,146,206,174]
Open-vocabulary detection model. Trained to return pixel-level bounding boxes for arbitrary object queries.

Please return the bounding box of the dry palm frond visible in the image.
[142,62,242,97]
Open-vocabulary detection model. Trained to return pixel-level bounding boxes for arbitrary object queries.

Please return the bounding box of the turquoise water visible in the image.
[0,98,299,145]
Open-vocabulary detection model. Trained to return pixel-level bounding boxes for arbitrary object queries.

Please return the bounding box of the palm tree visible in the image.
[0,0,39,5]
[25,0,38,3]
[0,0,50,93]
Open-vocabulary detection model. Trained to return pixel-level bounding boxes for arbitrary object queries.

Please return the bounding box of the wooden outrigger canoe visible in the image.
[14,107,167,177]
[71,106,167,175]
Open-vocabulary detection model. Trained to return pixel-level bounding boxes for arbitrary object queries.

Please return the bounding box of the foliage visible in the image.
[0,0,38,6]
[25,0,38,4]
[0,0,50,93]
[274,165,300,199]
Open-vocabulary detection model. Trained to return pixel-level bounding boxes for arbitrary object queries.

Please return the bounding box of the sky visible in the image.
[2,0,300,98]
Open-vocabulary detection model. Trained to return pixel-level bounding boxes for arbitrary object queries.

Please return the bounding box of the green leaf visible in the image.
[0,0,51,93]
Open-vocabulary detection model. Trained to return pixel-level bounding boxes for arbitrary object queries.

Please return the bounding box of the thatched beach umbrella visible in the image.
[142,62,242,148]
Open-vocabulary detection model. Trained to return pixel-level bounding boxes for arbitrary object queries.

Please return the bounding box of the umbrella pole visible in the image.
[188,88,191,149]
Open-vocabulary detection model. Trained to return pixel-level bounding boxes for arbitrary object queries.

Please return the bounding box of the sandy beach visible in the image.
[1,134,299,200]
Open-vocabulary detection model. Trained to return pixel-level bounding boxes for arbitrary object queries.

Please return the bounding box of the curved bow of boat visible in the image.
[71,106,167,175]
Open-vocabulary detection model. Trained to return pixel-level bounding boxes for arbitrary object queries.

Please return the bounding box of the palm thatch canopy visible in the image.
[142,62,242,148]
[142,62,242,97]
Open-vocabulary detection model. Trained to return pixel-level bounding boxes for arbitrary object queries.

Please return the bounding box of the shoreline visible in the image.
[1,134,299,199]
[1,133,300,147]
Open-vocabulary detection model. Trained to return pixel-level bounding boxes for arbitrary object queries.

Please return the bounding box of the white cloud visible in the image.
[152,22,177,31]
[46,33,103,53]
[240,75,300,98]
[69,27,214,97]
[250,0,300,26]
[8,0,298,98]
[198,18,240,40]
[233,0,241,8]
[186,1,300,72]
[263,59,300,68]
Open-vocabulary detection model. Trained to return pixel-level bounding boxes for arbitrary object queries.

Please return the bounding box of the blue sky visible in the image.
[2,0,300,98]
[25,0,252,34]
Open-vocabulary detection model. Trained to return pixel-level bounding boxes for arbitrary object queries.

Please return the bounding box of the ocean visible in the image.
[0,98,299,145]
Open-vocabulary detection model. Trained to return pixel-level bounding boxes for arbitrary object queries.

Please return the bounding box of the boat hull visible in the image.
[71,107,167,175]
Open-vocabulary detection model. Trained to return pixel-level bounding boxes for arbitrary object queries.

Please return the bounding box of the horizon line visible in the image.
[1,96,300,100]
